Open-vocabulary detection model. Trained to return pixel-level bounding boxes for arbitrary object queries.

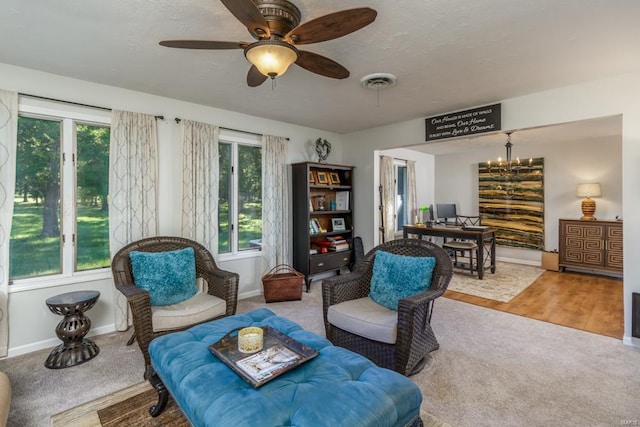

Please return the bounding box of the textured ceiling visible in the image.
[1,0,639,134]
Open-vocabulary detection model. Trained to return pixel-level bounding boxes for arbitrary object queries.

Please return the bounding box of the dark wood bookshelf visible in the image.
[292,162,354,292]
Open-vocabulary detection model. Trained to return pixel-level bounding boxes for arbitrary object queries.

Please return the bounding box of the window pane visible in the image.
[218,143,231,254]
[237,145,262,251]
[10,116,62,279]
[396,166,407,230]
[75,123,110,271]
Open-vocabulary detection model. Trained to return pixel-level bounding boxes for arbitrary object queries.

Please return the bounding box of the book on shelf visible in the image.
[335,191,349,211]
[328,244,350,252]
[309,218,323,234]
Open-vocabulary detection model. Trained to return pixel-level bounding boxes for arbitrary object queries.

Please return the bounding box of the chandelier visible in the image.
[486,132,533,177]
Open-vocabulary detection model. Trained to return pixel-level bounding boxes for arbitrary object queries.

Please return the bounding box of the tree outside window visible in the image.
[218,139,262,255]
[10,111,110,280]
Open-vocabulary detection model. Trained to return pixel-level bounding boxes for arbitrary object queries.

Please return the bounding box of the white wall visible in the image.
[2,62,639,355]
[342,72,640,346]
[0,62,345,356]
[434,134,622,263]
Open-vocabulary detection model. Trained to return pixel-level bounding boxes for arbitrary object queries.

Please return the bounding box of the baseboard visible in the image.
[495,256,540,267]
[622,335,640,349]
[7,292,265,359]
[239,289,262,300]
[7,324,116,358]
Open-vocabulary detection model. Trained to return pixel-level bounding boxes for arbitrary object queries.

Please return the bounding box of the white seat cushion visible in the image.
[152,292,226,332]
[443,241,477,249]
[327,297,398,344]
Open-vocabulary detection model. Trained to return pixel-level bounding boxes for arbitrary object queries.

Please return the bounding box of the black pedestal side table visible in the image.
[45,290,100,369]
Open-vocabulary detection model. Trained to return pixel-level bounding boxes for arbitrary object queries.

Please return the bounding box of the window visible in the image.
[10,99,110,282]
[218,132,262,255]
[395,160,408,232]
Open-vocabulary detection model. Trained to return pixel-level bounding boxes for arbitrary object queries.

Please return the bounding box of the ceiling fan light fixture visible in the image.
[245,40,299,78]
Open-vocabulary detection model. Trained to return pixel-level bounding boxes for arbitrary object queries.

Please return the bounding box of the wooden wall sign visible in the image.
[425,103,501,142]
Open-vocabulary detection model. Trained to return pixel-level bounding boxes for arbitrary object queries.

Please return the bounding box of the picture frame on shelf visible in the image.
[316,171,329,185]
[308,170,316,184]
[329,172,340,185]
[335,191,349,211]
[331,217,346,231]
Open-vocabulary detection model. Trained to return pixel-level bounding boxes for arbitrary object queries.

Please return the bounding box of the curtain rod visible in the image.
[174,117,289,140]
[19,93,164,119]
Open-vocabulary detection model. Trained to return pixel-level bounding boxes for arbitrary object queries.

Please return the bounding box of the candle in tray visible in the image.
[238,327,264,353]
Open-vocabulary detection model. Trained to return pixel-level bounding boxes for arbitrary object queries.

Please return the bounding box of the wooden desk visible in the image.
[403,224,497,279]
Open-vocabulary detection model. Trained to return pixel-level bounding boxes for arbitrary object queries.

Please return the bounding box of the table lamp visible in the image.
[576,183,602,220]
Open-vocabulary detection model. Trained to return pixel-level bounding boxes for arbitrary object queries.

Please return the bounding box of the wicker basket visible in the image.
[262,264,303,303]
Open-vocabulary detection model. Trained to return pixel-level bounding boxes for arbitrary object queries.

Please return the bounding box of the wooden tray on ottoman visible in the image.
[209,326,318,387]
[261,264,303,302]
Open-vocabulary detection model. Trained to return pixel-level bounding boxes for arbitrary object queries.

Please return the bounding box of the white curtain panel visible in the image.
[380,155,396,243]
[407,160,417,224]
[0,90,17,357]
[261,135,289,272]
[109,110,159,331]
[181,120,219,255]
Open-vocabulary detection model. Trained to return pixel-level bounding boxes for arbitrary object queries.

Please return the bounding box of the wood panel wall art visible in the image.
[478,158,544,250]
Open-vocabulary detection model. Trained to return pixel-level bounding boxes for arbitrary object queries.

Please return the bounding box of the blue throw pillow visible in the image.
[369,250,436,310]
[129,247,197,306]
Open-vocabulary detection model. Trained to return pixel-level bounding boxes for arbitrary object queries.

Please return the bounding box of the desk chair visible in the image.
[443,215,481,274]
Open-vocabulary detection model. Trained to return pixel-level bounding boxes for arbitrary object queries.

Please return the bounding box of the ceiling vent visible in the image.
[360,73,397,90]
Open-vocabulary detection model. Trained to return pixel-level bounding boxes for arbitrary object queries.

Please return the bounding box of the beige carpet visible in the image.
[447,261,544,302]
[17,273,638,426]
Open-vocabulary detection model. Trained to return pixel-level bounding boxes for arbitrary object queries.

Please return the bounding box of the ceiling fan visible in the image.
[159,0,377,87]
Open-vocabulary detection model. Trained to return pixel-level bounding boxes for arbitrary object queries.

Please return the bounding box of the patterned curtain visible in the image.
[181,120,219,255]
[109,110,159,331]
[407,160,417,224]
[0,90,17,357]
[380,155,396,243]
[261,135,289,271]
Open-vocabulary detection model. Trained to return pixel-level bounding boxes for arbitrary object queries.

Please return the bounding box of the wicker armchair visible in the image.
[111,236,239,377]
[322,238,453,376]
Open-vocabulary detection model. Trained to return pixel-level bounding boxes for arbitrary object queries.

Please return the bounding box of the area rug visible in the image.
[51,381,451,427]
[53,380,449,426]
[446,261,545,302]
[51,381,181,427]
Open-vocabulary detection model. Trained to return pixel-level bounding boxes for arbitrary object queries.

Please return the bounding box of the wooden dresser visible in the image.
[558,219,623,275]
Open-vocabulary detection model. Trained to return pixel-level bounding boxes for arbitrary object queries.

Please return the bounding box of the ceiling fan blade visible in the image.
[159,40,248,50]
[247,65,268,87]
[295,50,349,79]
[220,0,271,39]
[285,8,377,45]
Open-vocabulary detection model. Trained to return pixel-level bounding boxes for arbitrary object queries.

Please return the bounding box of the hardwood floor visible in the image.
[444,269,624,339]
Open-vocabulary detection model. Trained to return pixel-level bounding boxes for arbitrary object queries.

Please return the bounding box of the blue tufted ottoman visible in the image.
[148,308,423,426]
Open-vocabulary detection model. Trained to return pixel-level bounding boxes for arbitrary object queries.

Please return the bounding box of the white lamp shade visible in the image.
[576,183,602,198]
[245,41,298,78]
